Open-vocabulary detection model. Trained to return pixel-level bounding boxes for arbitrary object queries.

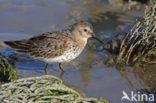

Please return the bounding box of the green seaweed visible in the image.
[149,32,156,36]
[117,1,156,65]
[0,55,18,82]
[0,75,109,103]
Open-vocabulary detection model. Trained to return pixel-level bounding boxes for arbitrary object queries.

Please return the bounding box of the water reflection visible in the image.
[133,64,156,90]
[116,63,156,99]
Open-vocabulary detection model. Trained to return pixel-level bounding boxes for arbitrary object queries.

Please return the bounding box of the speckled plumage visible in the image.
[4,21,95,73]
[5,30,82,63]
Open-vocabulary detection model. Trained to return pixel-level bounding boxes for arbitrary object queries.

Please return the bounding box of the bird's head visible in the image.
[73,21,95,39]
[72,21,104,44]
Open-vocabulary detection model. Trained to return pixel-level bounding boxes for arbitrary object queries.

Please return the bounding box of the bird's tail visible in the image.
[4,40,30,53]
[4,41,19,48]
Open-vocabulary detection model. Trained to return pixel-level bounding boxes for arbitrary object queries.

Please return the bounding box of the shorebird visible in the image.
[4,21,103,74]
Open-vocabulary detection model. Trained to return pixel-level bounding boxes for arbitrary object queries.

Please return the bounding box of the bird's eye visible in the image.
[84,29,87,32]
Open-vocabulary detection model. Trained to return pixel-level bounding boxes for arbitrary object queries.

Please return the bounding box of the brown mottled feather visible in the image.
[4,29,73,58]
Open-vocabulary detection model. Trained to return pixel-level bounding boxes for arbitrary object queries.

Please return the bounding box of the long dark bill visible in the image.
[92,36,105,45]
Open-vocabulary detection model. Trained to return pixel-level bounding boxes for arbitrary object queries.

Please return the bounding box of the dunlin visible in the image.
[4,21,102,74]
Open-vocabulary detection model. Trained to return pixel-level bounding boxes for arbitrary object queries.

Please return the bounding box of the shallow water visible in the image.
[0,0,155,103]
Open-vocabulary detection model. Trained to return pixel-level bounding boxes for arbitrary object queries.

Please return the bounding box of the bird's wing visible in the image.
[4,31,73,58]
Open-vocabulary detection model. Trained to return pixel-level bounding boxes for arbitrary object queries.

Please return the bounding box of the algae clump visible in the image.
[0,55,18,82]
[0,75,109,103]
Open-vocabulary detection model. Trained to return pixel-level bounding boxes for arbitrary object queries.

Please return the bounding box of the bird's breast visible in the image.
[40,46,83,63]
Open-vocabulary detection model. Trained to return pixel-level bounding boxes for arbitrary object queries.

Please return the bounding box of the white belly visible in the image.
[39,47,82,64]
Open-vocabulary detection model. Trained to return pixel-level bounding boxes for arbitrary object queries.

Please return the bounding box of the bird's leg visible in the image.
[44,63,49,75]
[59,63,65,72]
[59,71,65,80]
